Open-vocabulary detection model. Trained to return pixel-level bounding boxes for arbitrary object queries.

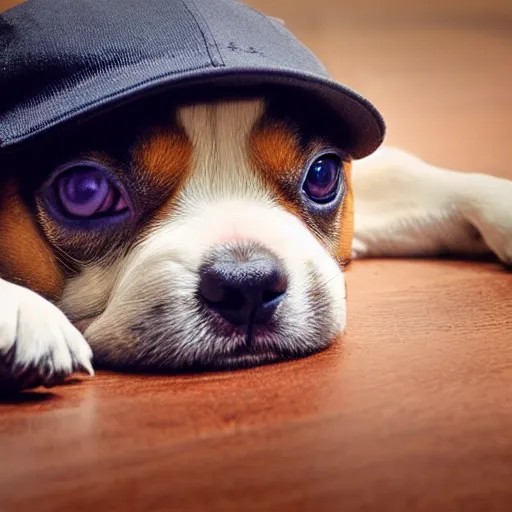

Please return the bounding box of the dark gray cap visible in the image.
[0,0,385,158]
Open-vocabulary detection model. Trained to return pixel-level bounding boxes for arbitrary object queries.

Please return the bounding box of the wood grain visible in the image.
[1,0,512,511]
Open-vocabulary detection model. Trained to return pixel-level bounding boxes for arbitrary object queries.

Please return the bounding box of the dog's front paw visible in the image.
[464,174,512,265]
[0,280,94,391]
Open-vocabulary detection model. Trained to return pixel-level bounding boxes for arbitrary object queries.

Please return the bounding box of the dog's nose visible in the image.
[198,243,288,327]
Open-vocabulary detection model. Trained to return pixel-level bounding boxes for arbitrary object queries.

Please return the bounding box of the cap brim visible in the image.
[0,66,385,160]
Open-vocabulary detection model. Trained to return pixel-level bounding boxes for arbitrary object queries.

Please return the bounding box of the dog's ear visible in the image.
[0,180,64,299]
[338,161,354,265]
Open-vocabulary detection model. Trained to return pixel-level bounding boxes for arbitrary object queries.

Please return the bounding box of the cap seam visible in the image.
[182,0,225,68]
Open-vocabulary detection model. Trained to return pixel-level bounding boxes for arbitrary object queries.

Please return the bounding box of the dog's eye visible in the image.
[303,154,343,204]
[51,162,129,219]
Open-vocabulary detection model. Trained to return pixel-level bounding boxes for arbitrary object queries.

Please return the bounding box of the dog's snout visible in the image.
[198,243,288,327]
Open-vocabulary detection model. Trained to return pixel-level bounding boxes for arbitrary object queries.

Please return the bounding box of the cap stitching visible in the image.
[182,0,225,68]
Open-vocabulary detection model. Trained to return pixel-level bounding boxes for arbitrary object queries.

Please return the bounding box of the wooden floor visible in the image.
[1,1,512,511]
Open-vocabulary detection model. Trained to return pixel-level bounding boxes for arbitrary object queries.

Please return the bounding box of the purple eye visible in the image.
[53,162,129,219]
[303,154,343,204]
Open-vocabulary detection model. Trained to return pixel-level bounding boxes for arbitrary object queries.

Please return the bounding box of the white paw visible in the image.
[0,280,94,391]
[464,174,512,265]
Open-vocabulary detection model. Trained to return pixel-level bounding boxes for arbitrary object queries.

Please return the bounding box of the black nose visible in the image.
[198,243,288,327]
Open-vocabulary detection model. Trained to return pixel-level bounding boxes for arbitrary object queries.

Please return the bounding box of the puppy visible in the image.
[0,87,511,391]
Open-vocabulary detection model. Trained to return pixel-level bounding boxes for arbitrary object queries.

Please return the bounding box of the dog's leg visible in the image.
[351,147,512,264]
[0,278,94,391]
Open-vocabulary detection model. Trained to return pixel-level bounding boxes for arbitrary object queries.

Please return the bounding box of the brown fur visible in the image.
[248,121,304,216]
[249,121,304,179]
[0,180,63,299]
[338,161,354,264]
[132,126,193,226]
[133,127,192,189]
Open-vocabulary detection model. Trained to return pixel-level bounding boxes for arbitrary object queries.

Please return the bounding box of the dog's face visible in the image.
[0,92,354,371]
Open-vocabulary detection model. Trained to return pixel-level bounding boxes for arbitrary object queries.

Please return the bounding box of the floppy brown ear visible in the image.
[338,160,354,265]
[0,180,63,299]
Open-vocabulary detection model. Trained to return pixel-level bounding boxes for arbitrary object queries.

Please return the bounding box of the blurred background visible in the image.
[2,0,511,175]
[244,0,512,176]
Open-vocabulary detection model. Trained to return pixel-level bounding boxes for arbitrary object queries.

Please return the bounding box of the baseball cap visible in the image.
[0,0,385,159]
